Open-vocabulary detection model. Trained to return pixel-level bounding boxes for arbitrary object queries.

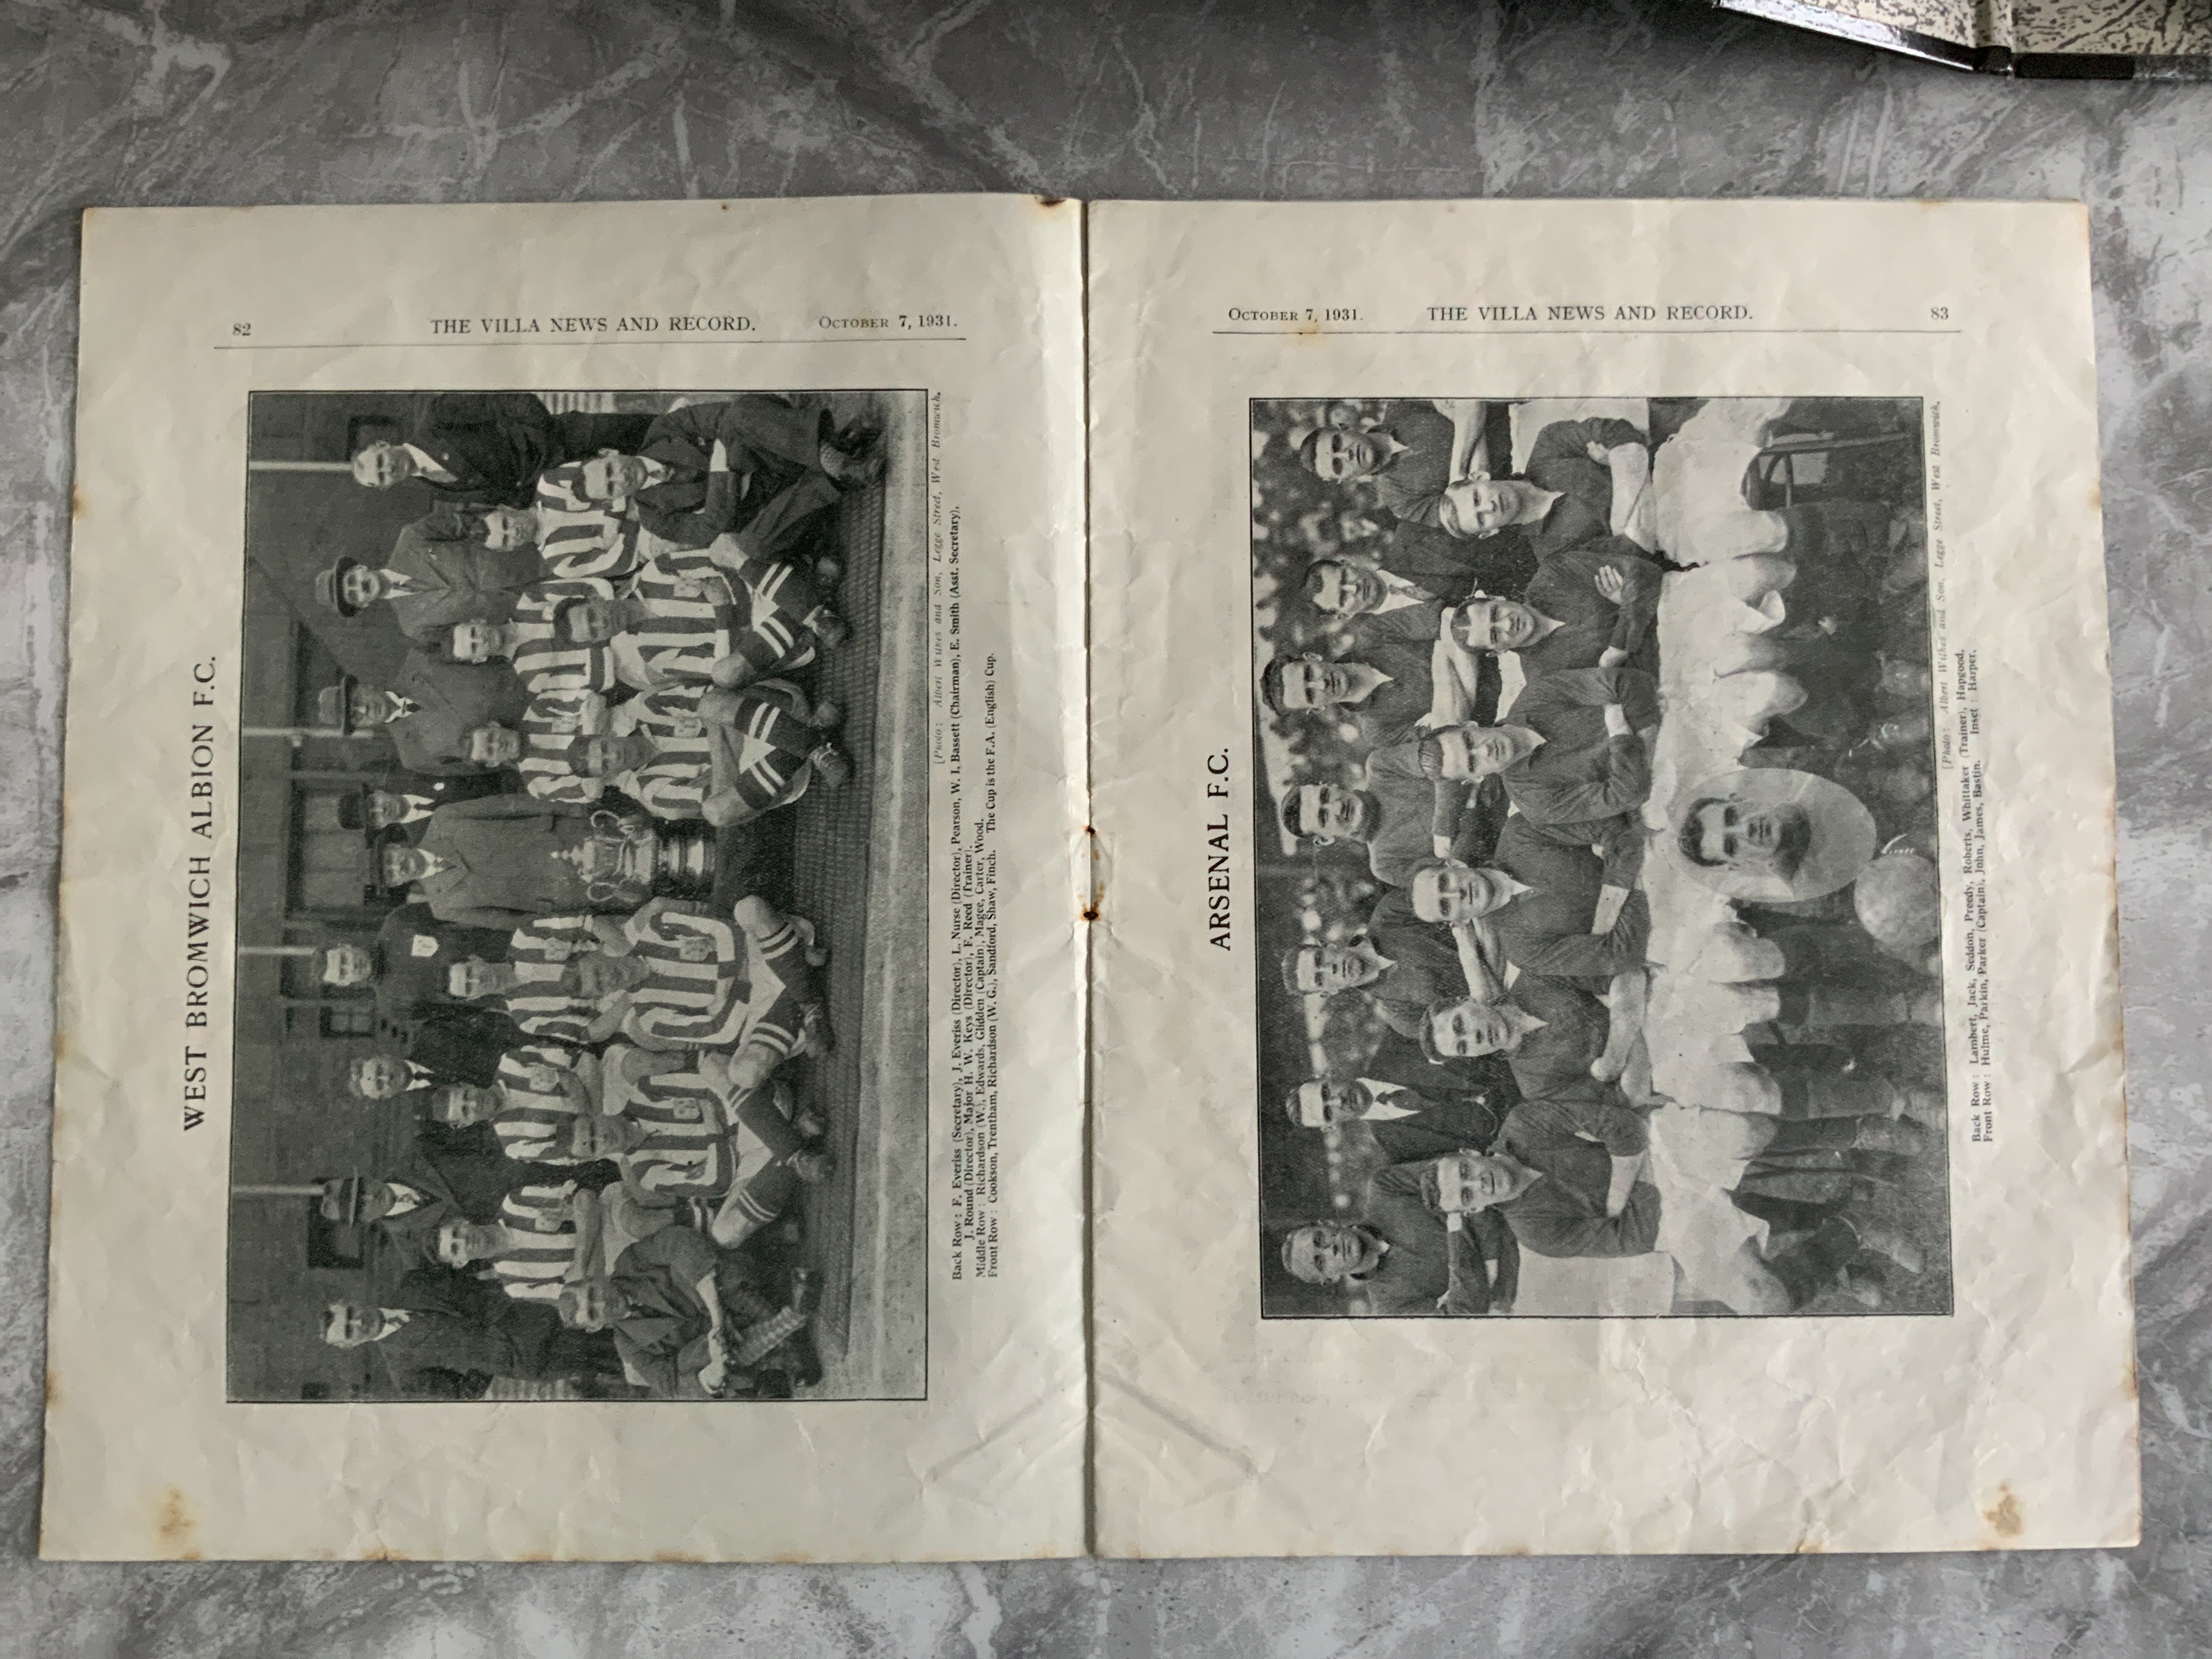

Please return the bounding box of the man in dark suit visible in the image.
[344,1010,524,1111]
[1353,1029,1522,1125]
[326,654,531,777]
[364,903,515,1029]
[1369,520,1539,607]
[1279,1182,1518,1316]
[1261,634,1442,752]
[317,1139,537,1276]
[1280,889,1470,1043]
[322,1269,616,1398]
[1302,561,1452,631]
[317,509,549,645]
[390,795,610,928]
[582,394,877,555]
[338,772,512,845]
[1445,536,1663,680]
[351,393,653,509]
[1284,1070,1503,1163]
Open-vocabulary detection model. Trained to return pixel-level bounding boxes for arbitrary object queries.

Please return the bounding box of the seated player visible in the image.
[446,580,625,700]
[1277,1184,1519,1317]
[322,1268,618,1400]
[559,682,849,826]
[1443,536,1662,679]
[477,489,644,582]
[476,899,832,1086]
[1417,664,1661,884]
[430,1041,602,1165]
[574,1045,833,1250]
[1423,1092,1662,1260]
[1420,968,1652,1102]
[460,558,848,701]
[436,1182,602,1302]
[559,1231,821,1399]
[573,394,880,554]
[1436,416,1651,558]
[1408,819,1650,990]
[1277,751,1503,891]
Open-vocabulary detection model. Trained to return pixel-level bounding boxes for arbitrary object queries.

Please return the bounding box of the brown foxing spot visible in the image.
[155,1487,202,1559]
[1983,1484,2024,1539]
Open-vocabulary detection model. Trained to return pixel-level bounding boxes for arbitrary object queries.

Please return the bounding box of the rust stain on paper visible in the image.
[1982,1484,2024,1540]
[154,1487,202,1558]
[1081,825,1104,922]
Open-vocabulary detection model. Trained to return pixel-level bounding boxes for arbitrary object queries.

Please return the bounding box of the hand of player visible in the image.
[1594,565,1626,603]
[1585,439,1609,464]
[709,439,730,473]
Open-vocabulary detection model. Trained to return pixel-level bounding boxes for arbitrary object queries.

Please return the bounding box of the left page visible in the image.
[42,196,1088,1561]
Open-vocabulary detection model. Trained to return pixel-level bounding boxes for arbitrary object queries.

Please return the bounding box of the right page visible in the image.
[1086,198,2137,1556]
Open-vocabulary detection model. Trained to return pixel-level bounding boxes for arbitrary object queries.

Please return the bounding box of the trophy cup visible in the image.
[562,809,714,906]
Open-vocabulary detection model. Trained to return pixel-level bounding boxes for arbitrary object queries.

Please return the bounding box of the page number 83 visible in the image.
[1929,307,1949,321]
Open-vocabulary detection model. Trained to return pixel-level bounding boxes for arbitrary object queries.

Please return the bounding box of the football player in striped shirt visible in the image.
[435,1182,602,1304]
[561,681,850,826]
[576,1045,831,1250]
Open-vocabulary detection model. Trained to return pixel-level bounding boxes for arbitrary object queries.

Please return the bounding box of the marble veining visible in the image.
[3,1,2211,1652]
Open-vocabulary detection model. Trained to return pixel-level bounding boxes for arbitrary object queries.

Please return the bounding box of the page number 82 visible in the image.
[233,323,251,336]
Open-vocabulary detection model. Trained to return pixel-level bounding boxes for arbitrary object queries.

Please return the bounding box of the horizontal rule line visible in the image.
[212,336,968,350]
[1210,326,1965,337]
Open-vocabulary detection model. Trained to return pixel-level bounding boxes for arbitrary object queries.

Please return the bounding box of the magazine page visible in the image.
[1707,0,1996,63]
[2013,0,2212,58]
[42,195,1088,1561]
[1087,198,2136,1555]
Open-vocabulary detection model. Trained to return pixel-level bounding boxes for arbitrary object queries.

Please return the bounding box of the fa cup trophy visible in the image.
[561,809,714,906]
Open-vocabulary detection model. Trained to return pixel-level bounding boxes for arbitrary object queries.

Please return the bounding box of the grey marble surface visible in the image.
[2,0,2208,1652]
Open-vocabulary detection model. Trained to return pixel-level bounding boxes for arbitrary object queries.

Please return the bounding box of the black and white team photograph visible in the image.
[1250,396,1953,1319]
[227,389,928,1400]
